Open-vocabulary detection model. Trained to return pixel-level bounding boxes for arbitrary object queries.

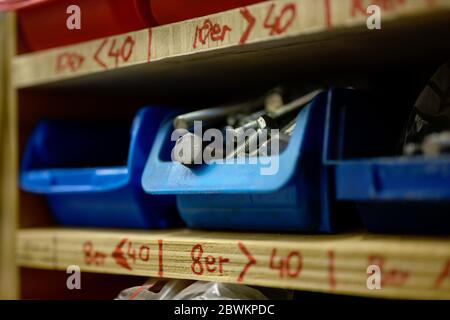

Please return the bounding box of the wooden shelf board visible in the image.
[17,228,450,300]
[12,0,450,90]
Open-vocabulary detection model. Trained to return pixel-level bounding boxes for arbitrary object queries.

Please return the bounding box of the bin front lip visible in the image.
[330,155,450,165]
[334,157,450,201]
[20,167,130,194]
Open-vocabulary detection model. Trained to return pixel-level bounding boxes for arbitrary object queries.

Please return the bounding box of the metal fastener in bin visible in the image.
[323,89,450,234]
[20,107,180,229]
[141,91,335,232]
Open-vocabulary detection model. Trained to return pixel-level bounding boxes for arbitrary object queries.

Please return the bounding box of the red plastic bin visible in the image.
[0,0,47,10]
[2,0,156,51]
[150,0,266,25]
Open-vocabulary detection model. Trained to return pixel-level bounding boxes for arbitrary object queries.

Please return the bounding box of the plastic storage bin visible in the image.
[14,0,155,51]
[0,0,47,10]
[150,0,266,25]
[324,89,450,234]
[141,91,335,232]
[20,107,179,228]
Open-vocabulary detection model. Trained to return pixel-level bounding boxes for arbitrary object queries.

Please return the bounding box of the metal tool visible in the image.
[233,89,321,136]
[281,119,296,136]
[264,86,285,113]
[225,128,265,159]
[248,120,296,157]
[404,131,450,156]
[224,115,272,159]
[172,88,321,165]
[269,89,322,119]
[173,98,264,130]
[227,110,267,128]
[422,131,450,156]
[225,89,318,159]
[403,143,421,156]
[172,133,204,165]
[236,116,269,133]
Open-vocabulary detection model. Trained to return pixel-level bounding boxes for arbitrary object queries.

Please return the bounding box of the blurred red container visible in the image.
[150,0,266,25]
[9,0,156,51]
[0,0,48,10]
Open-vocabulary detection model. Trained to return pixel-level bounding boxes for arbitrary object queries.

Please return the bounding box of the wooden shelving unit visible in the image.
[16,228,450,300]
[11,0,450,90]
[1,0,450,300]
[0,12,18,300]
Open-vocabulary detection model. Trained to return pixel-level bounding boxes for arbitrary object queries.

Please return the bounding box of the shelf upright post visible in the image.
[0,11,19,300]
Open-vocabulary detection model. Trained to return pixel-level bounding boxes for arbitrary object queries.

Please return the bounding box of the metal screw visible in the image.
[173,98,263,130]
[422,131,450,156]
[172,133,204,165]
[264,87,285,113]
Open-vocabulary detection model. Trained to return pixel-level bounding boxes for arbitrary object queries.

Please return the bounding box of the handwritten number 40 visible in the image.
[127,241,150,263]
[95,36,135,69]
[263,4,296,36]
[269,248,302,278]
[107,36,135,67]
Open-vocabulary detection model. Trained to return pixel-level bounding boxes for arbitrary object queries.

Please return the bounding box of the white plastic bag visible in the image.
[115,279,193,300]
[116,278,272,300]
[173,281,268,300]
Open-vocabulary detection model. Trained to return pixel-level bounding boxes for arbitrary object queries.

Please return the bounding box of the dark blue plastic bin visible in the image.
[20,107,180,229]
[323,89,450,234]
[141,91,335,232]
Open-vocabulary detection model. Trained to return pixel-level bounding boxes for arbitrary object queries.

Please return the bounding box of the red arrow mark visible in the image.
[237,241,256,282]
[239,7,255,45]
[112,238,132,271]
[434,260,450,289]
[93,38,108,70]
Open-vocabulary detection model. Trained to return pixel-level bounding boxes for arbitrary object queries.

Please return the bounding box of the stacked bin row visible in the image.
[20,89,450,234]
[1,0,266,51]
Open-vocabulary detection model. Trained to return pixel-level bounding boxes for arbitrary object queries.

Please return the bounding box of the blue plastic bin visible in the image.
[20,107,180,228]
[141,91,335,232]
[324,89,450,234]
